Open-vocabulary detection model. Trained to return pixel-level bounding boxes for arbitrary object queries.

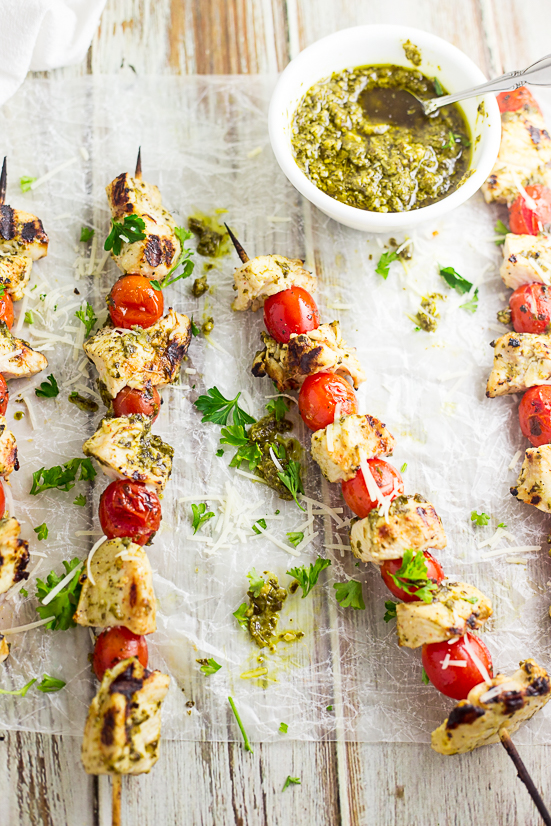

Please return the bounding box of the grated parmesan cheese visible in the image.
[0,617,52,635]
[462,632,491,684]
[86,536,108,587]
[508,450,522,471]
[30,156,78,190]
[41,563,82,606]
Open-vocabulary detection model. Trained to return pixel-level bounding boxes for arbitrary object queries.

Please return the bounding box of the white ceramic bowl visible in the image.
[268,25,501,233]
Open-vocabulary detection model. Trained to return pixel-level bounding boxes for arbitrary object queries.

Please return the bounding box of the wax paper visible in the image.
[0,75,550,746]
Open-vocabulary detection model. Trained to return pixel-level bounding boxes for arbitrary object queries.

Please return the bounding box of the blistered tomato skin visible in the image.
[509,185,551,235]
[497,87,541,114]
[422,633,493,700]
[108,274,164,329]
[380,551,445,603]
[0,294,14,330]
[263,286,320,344]
[519,385,551,447]
[298,372,357,431]
[0,483,5,516]
[0,374,8,416]
[510,283,551,334]
[93,626,149,680]
[99,480,162,545]
[341,459,404,518]
[113,385,161,422]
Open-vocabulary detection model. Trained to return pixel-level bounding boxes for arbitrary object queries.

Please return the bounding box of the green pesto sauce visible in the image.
[412,292,445,332]
[68,392,99,412]
[402,40,422,66]
[202,317,214,335]
[291,64,472,213]
[244,573,305,650]
[13,410,24,421]
[188,212,230,257]
[192,274,209,297]
[248,414,301,500]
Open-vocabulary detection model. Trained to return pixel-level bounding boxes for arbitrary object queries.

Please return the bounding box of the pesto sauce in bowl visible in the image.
[291,64,471,213]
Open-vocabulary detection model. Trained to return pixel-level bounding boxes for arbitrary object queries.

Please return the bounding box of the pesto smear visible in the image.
[291,64,471,213]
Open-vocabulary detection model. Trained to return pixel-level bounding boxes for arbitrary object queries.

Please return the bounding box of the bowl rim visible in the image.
[268,24,502,229]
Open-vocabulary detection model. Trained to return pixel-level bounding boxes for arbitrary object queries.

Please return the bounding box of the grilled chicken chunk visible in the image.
[106,173,180,280]
[82,657,170,775]
[510,444,551,513]
[252,321,365,391]
[74,537,156,634]
[83,415,173,490]
[311,413,395,483]
[0,416,18,478]
[350,494,446,565]
[0,517,29,595]
[0,635,9,664]
[486,331,551,397]
[432,659,550,755]
[232,254,317,312]
[396,581,492,649]
[482,92,551,204]
[0,253,32,301]
[0,322,47,379]
[0,205,49,260]
[500,233,551,290]
[85,309,191,399]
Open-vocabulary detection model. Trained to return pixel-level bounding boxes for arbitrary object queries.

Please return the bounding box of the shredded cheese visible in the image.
[462,632,491,684]
[0,617,52,635]
[481,545,540,559]
[441,653,451,670]
[86,536,108,587]
[41,564,82,606]
[30,156,78,190]
[1,480,14,517]
[269,445,284,473]
[508,450,522,471]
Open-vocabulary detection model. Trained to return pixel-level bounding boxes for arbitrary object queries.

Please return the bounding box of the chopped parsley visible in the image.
[494,219,509,245]
[104,214,146,256]
[279,722,288,734]
[497,521,507,529]
[75,302,97,337]
[282,776,301,791]
[220,424,262,471]
[37,674,66,693]
[375,250,399,279]
[198,658,222,676]
[79,227,94,242]
[266,395,289,421]
[388,549,438,603]
[150,227,195,291]
[471,510,490,527]
[246,568,264,598]
[19,587,28,597]
[400,462,407,473]
[73,494,86,507]
[216,448,224,457]
[446,131,471,149]
[287,557,331,597]
[233,603,249,629]
[421,667,430,685]
[190,316,201,337]
[383,600,397,622]
[30,457,96,495]
[273,448,304,510]
[286,531,304,548]
[459,291,479,313]
[439,265,473,295]
[190,502,215,534]
[326,705,334,711]
[33,523,48,541]
[0,678,37,696]
[35,559,83,630]
[24,311,33,324]
[433,77,444,96]
[20,176,36,193]
[228,696,253,753]
[195,386,255,427]
[252,518,267,535]
[333,579,365,610]
[35,374,59,399]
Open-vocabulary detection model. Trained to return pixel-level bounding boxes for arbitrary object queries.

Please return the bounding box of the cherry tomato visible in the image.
[0,293,14,330]
[99,479,162,545]
[263,286,320,344]
[519,385,551,447]
[380,551,445,603]
[510,283,551,334]
[0,482,6,516]
[341,459,404,518]
[0,374,9,416]
[112,384,161,422]
[509,185,551,235]
[298,372,357,431]
[108,274,164,329]
[497,87,541,114]
[422,633,493,700]
[93,626,149,681]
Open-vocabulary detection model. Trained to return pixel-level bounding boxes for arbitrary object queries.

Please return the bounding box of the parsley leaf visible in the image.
[287,531,304,548]
[216,448,224,457]
[266,395,289,421]
[228,696,253,753]
[220,424,263,471]
[384,600,398,622]
[421,667,430,685]
[459,289,479,313]
[287,557,331,597]
[282,776,301,791]
[20,176,36,193]
[388,549,438,603]
[79,227,94,242]
[19,587,28,597]
[400,462,407,473]
[190,315,201,336]
[494,219,509,245]
[252,518,267,535]
[279,722,288,734]
[433,77,444,96]
[497,521,507,529]
[247,568,265,598]
[326,705,333,711]
[37,674,66,693]
[73,494,86,507]
[0,678,37,696]
[375,250,399,279]
[439,265,473,296]
[35,374,59,399]
[35,559,83,630]
[24,311,33,325]
[33,523,48,541]
[195,387,255,427]
[276,456,305,511]
[75,302,97,337]
[198,658,222,676]
[104,215,146,256]
[471,510,490,527]
[150,227,195,290]
[30,457,96,495]
[191,502,215,534]
[233,602,249,629]
[333,579,365,610]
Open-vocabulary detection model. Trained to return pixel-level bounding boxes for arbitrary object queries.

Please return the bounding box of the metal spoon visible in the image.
[419,52,551,116]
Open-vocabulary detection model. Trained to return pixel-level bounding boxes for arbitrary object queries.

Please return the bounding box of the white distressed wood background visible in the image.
[3,1,551,824]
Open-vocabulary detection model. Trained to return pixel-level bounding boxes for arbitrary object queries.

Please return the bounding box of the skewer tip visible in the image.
[224,223,249,263]
[135,147,142,180]
[0,157,6,206]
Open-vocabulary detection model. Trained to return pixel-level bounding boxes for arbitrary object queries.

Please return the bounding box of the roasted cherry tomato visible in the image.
[298,372,357,431]
[509,185,551,235]
[497,87,541,114]
[510,283,551,334]
[422,633,493,700]
[99,479,162,545]
[93,626,149,681]
[0,293,14,330]
[380,550,445,603]
[0,482,6,516]
[263,286,320,344]
[519,385,551,447]
[112,384,161,422]
[108,274,164,329]
[341,459,404,519]
[0,374,8,416]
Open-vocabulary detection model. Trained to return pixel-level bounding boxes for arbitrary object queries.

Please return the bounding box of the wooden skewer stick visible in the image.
[499,728,551,826]
[135,146,142,180]
[0,157,7,206]
[224,223,249,263]
[112,773,122,826]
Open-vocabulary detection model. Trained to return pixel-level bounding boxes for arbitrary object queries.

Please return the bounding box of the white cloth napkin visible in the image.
[0,0,106,105]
